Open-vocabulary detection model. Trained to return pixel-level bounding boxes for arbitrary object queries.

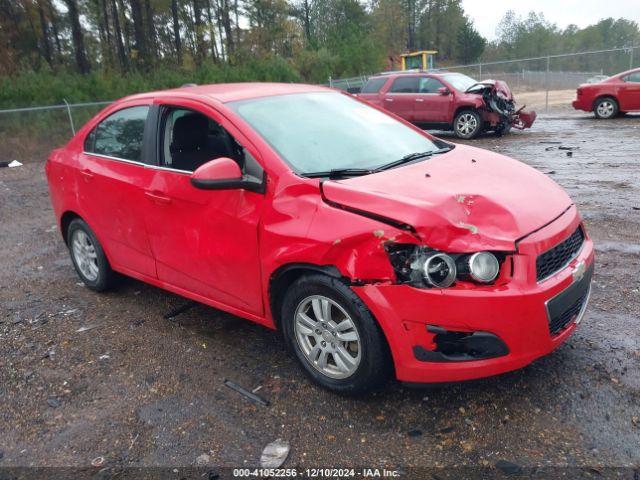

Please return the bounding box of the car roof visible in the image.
[368,71,456,80]
[122,82,331,104]
[615,67,640,77]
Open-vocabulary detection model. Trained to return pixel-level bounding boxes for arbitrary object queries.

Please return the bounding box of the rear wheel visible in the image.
[453,110,483,139]
[281,274,391,394]
[593,97,618,119]
[67,218,115,291]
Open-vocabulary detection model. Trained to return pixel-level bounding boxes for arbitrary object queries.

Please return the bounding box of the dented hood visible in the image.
[321,145,572,252]
[467,79,513,100]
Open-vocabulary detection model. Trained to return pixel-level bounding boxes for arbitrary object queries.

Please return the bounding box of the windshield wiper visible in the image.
[373,146,453,172]
[303,167,374,179]
[302,146,452,179]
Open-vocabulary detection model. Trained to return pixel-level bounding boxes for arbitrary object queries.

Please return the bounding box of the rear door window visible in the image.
[361,78,387,94]
[88,106,149,162]
[389,77,420,93]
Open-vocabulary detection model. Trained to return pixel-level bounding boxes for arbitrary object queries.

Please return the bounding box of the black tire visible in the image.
[593,96,618,119]
[280,274,391,395]
[453,109,483,139]
[67,218,115,291]
[494,122,512,137]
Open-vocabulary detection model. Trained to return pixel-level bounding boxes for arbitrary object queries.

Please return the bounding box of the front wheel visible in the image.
[593,97,618,119]
[281,274,391,394]
[453,110,483,139]
[494,122,512,136]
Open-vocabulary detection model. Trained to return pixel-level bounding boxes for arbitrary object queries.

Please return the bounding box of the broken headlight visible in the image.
[385,244,502,288]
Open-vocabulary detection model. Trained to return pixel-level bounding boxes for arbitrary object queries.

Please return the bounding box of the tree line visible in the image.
[0,0,499,80]
[0,0,638,86]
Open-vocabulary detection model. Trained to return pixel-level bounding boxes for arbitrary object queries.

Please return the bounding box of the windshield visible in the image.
[441,73,478,92]
[228,92,441,175]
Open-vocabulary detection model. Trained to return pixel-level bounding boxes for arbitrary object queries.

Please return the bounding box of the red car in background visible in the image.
[572,68,640,118]
[46,83,592,394]
[357,71,536,139]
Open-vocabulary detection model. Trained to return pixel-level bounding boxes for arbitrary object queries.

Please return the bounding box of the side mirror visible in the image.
[438,87,451,96]
[190,157,265,193]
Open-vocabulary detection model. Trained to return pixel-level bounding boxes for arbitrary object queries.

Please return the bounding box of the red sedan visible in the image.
[357,71,536,139]
[46,83,593,393]
[573,68,640,118]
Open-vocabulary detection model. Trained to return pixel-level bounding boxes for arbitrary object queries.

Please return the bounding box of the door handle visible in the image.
[80,169,94,181]
[385,98,394,102]
[145,191,172,205]
[415,98,424,102]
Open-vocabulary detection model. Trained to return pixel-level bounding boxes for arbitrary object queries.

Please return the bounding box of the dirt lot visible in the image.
[1,112,639,478]
[514,89,577,112]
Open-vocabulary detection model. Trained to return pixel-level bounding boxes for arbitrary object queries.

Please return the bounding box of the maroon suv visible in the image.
[357,72,536,139]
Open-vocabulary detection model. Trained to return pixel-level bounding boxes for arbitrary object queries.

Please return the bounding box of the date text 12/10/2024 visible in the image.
[232,468,401,478]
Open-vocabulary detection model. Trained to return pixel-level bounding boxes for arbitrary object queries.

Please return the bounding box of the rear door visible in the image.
[79,102,157,277]
[383,76,421,121]
[413,76,454,123]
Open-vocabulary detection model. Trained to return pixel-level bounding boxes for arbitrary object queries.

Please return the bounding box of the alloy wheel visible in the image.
[596,101,614,118]
[456,113,479,136]
[71,229,99,282]
[294,295,361,379]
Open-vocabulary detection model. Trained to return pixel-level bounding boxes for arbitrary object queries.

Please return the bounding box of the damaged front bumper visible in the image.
[482,106,536,131]
[351,207,594,384]
[511,108,536,129]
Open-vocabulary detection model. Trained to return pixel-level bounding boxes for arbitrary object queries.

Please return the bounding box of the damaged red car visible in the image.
[358,71,536,139]
[46,83,592,394]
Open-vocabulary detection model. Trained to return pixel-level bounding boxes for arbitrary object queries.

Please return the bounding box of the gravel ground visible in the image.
[1,112,639,479]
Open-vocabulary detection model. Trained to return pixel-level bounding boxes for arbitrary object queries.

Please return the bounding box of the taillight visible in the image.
[576,88,583,96]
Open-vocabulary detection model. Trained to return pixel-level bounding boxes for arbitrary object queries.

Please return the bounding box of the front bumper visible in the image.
[352,206,595,383]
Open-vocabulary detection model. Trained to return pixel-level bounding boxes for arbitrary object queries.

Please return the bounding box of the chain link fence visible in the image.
[0,101,111,163]
[1,46,638,164]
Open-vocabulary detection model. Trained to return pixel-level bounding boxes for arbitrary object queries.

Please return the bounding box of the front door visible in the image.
[413,76,454,124]
[143,99,265,316]
[78,103,156,277]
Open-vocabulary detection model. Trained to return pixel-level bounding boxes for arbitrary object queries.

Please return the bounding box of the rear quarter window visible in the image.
[361,77,387,94]
[624,72,640,83]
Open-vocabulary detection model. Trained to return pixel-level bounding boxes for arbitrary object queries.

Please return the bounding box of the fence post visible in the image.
[631,47,635,70]
[329,76,332,88]
[479,63,482,78]
[63,99,75,135]
[545,56,550,113]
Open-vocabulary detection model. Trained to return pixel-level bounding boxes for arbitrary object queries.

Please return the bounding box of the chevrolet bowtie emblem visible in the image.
[573,261,586,283]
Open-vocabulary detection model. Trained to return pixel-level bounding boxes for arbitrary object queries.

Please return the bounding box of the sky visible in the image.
[461,0,640,40]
